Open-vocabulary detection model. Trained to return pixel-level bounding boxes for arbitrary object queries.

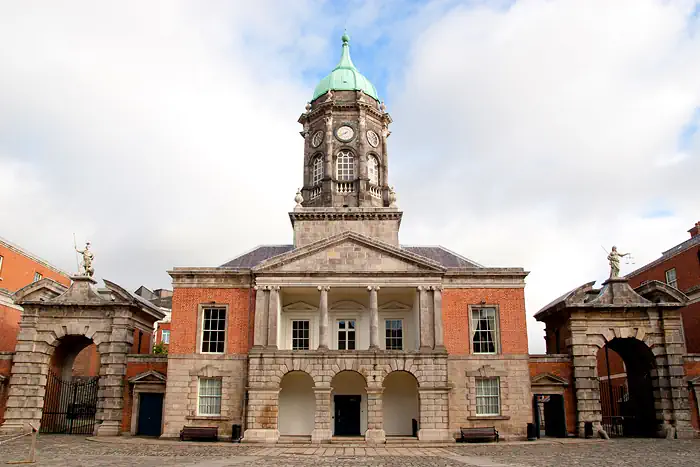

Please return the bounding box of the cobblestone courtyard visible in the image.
[1,436,700,467]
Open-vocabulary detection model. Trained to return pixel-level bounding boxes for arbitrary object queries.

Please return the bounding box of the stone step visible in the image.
[331,436,366,444]
[278,435,312,444]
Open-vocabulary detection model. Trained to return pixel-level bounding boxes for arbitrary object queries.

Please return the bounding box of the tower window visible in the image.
[336,150,355,181]
[368,155,379,185]
[312,155,324,186]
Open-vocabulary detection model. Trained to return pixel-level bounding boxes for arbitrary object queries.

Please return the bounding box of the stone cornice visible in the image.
[289,208,403,222]
[443,269,527,288]
[168,268,253,288]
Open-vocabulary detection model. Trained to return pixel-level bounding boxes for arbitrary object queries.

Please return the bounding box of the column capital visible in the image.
[317,285,331,291]
[417,285,424,291]
[270,285,281,291]
[367,285,380,291]
[430,285,443,292]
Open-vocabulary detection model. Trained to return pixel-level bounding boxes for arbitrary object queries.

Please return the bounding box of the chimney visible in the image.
[690,221,700,238]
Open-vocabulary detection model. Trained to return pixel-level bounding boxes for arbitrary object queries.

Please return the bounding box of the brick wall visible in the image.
[131,328,152,354]
[170,288,252,355]
[0,243,70,292]
[121,358,168,433]
[156,322,171,347]
[0,302,21,352]
[0,358,12,425]
[71,343,100,377]
[528,357,576,435]
[684,358,700,431]
[443,288,528,355]
[627,244,699,293]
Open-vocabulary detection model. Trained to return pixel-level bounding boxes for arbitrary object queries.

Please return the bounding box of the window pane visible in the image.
[292,320,310,350]
[336,151,355,181]
[312,156,324,185]
[475,378,500,415]
[202,307,226,353]
[472,308,497,354]
[198,378,222,416]
[368,156,379,185]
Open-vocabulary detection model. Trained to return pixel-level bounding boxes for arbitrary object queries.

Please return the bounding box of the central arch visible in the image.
[278,371,315,436]
[331,370,367,436]
[383,371,419,437]
[42,335,100,434]
[597,337,657,437]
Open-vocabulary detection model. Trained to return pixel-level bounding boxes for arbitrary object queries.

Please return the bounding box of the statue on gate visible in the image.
[606,246,629,279]
[75,241,95,277]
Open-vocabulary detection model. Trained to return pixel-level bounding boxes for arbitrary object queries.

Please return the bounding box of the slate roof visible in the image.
[220,244,482,269]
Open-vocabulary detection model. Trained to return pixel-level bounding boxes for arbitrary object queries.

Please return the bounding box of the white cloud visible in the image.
[390,0,700,351]
[1,0,698,353]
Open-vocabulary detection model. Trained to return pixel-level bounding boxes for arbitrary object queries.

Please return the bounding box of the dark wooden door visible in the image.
[334,395,361,436]
[543,395,567,438]
[137,393,164,436]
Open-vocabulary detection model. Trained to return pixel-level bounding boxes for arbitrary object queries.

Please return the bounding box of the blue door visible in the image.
[137,393,164,436]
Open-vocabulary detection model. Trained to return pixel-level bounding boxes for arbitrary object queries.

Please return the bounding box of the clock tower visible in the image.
[292,33,402,247]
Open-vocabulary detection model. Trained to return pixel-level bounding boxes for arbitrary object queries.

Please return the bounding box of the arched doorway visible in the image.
[383,371,419,437]
[597,338,657,437]
[278,371,315,436]
[331,371,367,436]
[41,335,100,434]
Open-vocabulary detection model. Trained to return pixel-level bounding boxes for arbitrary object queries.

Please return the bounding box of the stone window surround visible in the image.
[475,377,501,416]
[336,149,356,181]
[465,365,511,421]
[197,377,223,416]
[196,303,229,355]
[128,373,166,436]
[186,364,232,421]
[468,304,501,355]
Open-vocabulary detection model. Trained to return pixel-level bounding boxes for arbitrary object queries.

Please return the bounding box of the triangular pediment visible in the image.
[379,300,412,312]
[330,300,365,311]
[253,231,446,274]
[283,301,317,312]
[128,370,166,384]
[531,372,569,387]
[14,278,68,303]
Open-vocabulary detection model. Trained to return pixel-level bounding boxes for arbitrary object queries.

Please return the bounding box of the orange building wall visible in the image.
[443,288,528,355]
[627,244,699,293]
[156,322,171,347]
[0,359,12,426]
[0,303,21,353]
[684,360,700,430]
[170,288,252,355]
[71,344,100,377]
[0,243,70,292]
[121,360,168,433]
[131,329,152,354]
[529,359,576,435]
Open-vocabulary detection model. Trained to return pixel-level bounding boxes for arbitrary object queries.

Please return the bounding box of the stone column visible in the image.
[412,288,421,350]
[253,286,269,348]
[95,309,132,436]
[417,387,451,441]
[419,286,434,350]
[368,286,380,349]
[432,286,445,350]
[318,286,330,350]
[0,309,48,434]
[267,286,280,350]
[365,387,386,443]
[569,323,605,438]
[243,388,281,443]
[311,386,332,443]
[658,314,693,438]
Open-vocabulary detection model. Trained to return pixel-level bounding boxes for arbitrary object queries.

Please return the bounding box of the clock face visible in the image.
[366,130,379,148]
[336,125,355,142]
[311,130,324,148]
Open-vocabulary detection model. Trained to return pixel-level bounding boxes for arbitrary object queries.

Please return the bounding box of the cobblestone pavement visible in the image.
[1,435,700,466]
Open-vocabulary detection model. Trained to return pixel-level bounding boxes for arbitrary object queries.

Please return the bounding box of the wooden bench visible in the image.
[179,426,219,441]
[459,426,499,443]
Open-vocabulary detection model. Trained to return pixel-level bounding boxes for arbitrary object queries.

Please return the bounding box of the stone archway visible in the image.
[0,276,165,436]
[278,371,315,437]
[331,370,367,437]
[597,337,658,437]
[383,371,419,437]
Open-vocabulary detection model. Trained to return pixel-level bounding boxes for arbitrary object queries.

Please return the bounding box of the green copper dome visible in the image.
[312,33,379,102]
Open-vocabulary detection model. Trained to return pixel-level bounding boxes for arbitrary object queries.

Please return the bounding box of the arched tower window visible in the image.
[368,155,379,185]
[312,155,324,186]
[336,150,355,181]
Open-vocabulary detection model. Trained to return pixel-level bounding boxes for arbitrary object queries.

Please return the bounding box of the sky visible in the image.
[1,0,699,353]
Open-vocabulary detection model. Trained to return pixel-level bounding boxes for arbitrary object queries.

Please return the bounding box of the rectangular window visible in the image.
[471,307,498,354]
[476,378,501,416]
[292,320,310,350]
[201,307,226,353]
[162,330,170,344]
[337,320,356,350]
[385,319,403,350]
[665,268,678,288]
[33,272,42,282]
[198,378,222,416]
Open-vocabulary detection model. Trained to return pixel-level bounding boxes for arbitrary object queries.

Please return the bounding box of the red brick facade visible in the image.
[528,359,576,435]
[121,360,168,433]
[170,287,253,355]
[0,241,70,292]
[443,288,528,355]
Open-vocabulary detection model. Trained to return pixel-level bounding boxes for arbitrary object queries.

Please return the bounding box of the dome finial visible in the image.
[342,30,350,45]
